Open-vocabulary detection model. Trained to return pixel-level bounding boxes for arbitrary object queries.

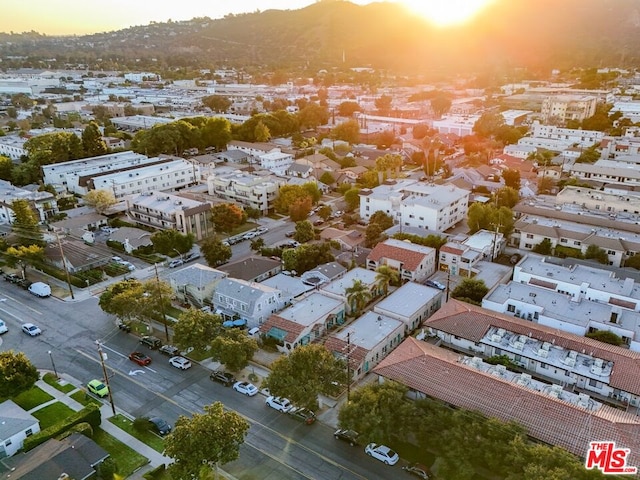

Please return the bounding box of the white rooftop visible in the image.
[321,267,378,296]
[277,292,343,327]
[375,282,439,318]
[334,311,402,350]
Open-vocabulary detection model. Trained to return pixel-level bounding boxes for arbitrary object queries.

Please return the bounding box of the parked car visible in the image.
[4,273,21,283]
[184,252,201,262]
[247,326,261,338]
[233,381,258,396]
[168,356,192,370]
[87,379,109,398]
[0,320,8,334]
[129,351,152,366]
[118,322,132,333]
[365,443,400,465]
[287,407,316,425]
[139,336,162,349]
[333,429,359,446]
[28,282,51,297]
[425,280,446,291]
[256,226,268,234]
[210,370,236,387]
[22,323,42,336]
[402,463,430,479]
[147,417,172,436]
[265,396,293,413]
[159,344,180,356]
[168,259,183,268]
[17,278,32,290]
[285,231,295,238]
[313,219,324,226]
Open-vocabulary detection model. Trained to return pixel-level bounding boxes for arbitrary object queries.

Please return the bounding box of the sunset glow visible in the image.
[400,0,495,26]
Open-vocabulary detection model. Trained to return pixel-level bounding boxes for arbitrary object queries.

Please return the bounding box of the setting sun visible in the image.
[399,0,495,26]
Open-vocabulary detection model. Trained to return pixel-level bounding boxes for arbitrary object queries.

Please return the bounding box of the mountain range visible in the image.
[1,0,639,75]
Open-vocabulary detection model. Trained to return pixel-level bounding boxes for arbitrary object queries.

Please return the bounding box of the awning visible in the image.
[222,320,234,328]
[232,319,247,327]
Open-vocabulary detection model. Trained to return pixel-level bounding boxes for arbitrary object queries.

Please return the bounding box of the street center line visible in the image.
[1,293,42,315]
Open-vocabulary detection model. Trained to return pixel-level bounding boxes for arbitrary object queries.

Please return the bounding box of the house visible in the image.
[286,162,314,179]
[1,433,109,480]
[300,261,347,287]
[126,191,214,241]
[424,299,640,408]
[321,267,379,315]
[217,256,282,282]
[261,292,346,352]
[258,150,294,175]
[373,337,640,471]
[319,228,365,251]
[325,311,405,380]
[212,278,291,328]
[261,273,315,299]
[49,212,108,236]
[107,226,153,253]
[166,264,227,308]
[0,400,40,457]
[0,180,58,224]
[45,238,110,274]
[373,281,442,333]
[366,238,436,283]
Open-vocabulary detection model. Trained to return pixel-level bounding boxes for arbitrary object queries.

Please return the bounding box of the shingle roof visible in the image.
[425,300,640,396]
[0,400,38,440]
[217,256,281,281]
[374,337,640,467]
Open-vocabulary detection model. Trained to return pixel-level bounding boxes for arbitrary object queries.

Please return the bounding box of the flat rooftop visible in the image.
[375,282,439,318]
[321,267,377,296]
[334,311,402,350]
[277,292,343,327]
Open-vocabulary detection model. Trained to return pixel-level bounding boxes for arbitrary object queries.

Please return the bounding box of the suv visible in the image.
[139,336,162,350]
[425,280,446,291]
[210,370,236,387]
[265,396,293,413]
[287,407,316,425]
[334,429,359,446]
[159,344,180,356]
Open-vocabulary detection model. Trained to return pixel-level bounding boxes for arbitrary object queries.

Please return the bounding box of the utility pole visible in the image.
[96,341,116,416]
[153,263,170,343]
[346,331,351,402]
[55,232,74,300]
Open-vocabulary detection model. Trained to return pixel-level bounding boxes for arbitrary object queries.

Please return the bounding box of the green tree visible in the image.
[331,119,360,144]
[375,265,400,296]
[319,171,335,186]
[82,121,108,157]
[209,329,258,372]
[375,95,392,115]
[584,244,609,264]
[365,222,385,248]
[451,278,489,305]
[281,242,334,274]
[201,237,232,267]
[501,168,521,190]
[211,203,246,233]
[369,210,394,230]
[431,94,452,118]
[202,95,232,113]
[532,238,553,255]
[467,203,514,236]
[99,279,173,326]
[83,189,117,214]
[375,153,403,177]
[5,244,45,274]
[537,176,556,195]
[150,230,194,255]
[11,199,43,246]
[24,131,83,165]
[318,205,333,221]
[338,381,414,446]
[165,402,249,480]
[585,330,623,346]
[0,350,39,399]
[288,196,313,222]
[274,185,313,216]
[254,120,271,142]
[0,156,13,182]
[294,220,314,243]
[250,237,265,252]
[344,188,361,211]
[345,279,372,315]
[244,206,261,220]
[494,186,520,209]
[297,103,329,129]
[264,344,348,410]
[337,101,361,117]
[302,182,322,205]
[173,310,222,352]
[473,112,505,138]
[575,145,601,164]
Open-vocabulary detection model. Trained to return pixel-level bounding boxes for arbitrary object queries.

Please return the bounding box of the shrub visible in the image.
[586,330,624,346]
[23,403,101,451]
[97,457,118,480]
[143,464,166,480]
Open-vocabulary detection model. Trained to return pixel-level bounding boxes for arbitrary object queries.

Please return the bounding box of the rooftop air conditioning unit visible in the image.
[568,350,578,359]
[470,357,482,368]
[548,390,560,398]
[591,365,603,376]
[496,364,507,374]
[538,348,549,358]
[551,384,563,394]
[519,335,528,343]
[564,357,576,367]
[491,334,503,343]
[514,341,525,350]
[542,342,551,351]
[594,358,604,368]
[497,328,506,337]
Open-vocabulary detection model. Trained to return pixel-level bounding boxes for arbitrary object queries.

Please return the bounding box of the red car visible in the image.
[129,351,152,366]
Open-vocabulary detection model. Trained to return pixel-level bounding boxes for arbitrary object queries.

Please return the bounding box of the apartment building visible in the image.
[207,171,285,214]
[359,179,469,233]
[529,122,604,147]
[541,95,597,123]
[431,115,479,136]
[0,180,58,224]
[373,281,442,333]
[366,238,436,283]
[0,136,27,160]
[570,159,640,187]
[258,150,294,175]
[556,185,640,214]
[126,191,213,240]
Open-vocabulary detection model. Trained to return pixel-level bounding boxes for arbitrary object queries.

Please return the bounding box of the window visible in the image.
[560,238,567,243]
[540,362,548,369]
[507,304,516,313]
[526,234,534,239]
[589,378,599,387]
[25,428,33,437]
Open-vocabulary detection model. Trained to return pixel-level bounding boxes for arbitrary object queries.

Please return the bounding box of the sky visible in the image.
[2,0,495,36]
[2,1,373,36]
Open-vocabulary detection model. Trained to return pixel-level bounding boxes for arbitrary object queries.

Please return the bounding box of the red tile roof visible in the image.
[324,336,369,370]
[440,244,465,255]
[260,314,305,344]
[374,337,640,467]
[367,242,429,272]
[424,300,640,396]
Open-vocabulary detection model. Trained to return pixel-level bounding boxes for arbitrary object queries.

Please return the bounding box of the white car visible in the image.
[168,259,183,268]
[265,396,293,413]
[364,443,399,465]
[233,381,258,396]
[0,320,8,334]
[168,356,192,370]
[256,226,268,234]
[22,323,42,336]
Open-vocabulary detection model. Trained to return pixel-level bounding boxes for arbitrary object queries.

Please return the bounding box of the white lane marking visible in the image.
[0,293,43,315]
[99,343,157,373]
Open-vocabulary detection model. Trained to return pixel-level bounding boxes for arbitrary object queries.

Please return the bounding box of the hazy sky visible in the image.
[2,0,377,36]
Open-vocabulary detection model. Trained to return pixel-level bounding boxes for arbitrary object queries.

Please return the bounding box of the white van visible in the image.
[28,282,51,298]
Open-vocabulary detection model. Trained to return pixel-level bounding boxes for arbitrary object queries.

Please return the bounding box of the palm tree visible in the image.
[375,265,400,297]
[345,279,372,316]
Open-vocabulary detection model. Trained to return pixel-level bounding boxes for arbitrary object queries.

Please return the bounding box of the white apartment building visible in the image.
[0,179,58,224]
[529,121,604,147]
[207,171,285,214]
[359,179,469,233]
[517,136,575,152]
[90,158,199,198]
[556,185,640,214]
[258,150,294,175]
[42,151,151,194]
[483,280,640,351]
[0,136,27,160]
[226,141,282,161]
[503,144,537,160]
[610,101,640,123]
[126,191,213,240]
[541,95,597,123]
[600,135,640,160]
[570,159,640,187]
[432,115,479,136]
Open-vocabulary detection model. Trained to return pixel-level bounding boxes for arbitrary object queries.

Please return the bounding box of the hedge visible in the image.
[23,403,101,451]
[143,464,166,479]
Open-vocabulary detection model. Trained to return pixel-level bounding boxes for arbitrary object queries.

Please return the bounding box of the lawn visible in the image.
[12,386,54,411]
[93,427,149,477]
[109,414,165,453]
[42,373,76,394]
[184,347,211,361]
[31,402,75,429]
[70,390,103,407]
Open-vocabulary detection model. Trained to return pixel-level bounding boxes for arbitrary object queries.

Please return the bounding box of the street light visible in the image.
[47,350,59,379]
[96,341,117,416]
[172,249,183,262]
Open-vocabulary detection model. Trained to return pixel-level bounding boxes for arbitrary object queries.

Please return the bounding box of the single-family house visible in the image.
[166,264,227,308]
[0,400,40,457]
[217,256,282,282]
[366,238,436,283]
[321,267,379,314]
